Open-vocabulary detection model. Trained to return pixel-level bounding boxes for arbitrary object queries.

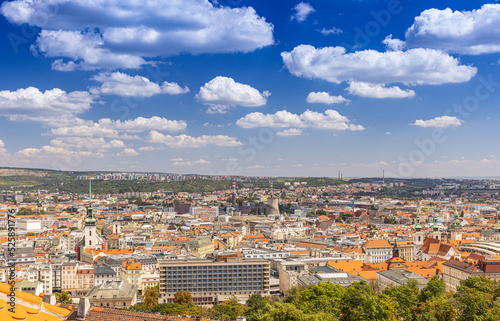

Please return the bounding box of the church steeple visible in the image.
[451,206,461,230]
[415,199,422,232]
[432,213,439,232]
[85,180,96,227]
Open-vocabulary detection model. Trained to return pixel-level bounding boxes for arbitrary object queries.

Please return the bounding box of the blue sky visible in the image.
[0,0,500,177]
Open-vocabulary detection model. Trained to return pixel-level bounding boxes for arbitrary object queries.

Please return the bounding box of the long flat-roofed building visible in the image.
[159,258,270,305]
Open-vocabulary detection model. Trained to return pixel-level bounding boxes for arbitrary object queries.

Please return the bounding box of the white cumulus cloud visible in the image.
[17,145,104,158]
[236,109,364,131]
[49,116,186,137]
[1,0,274,70]
[0,139,4,148]
[405,4,500,55]
[306,92,351,104]
[116,148,139,156]
[382,34,406,51]
[276,128,303,136]
[281,45,476,86]
[50,137,126,151]
[196,76,270,114]
[146,131,242,148]
[291,2,315,22]
[0,87,94,125]
[346,82,415,98]
[412,116,463,128]
[90,72,189,97]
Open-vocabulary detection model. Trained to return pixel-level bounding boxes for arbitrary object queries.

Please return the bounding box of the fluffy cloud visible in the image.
[276,128,303,136]
[146,131,242,148]
[49,126,120,138]
[1,0,274,70]
[99,117,186,132]
[116,148,139,156]
[90,72,189,97]
[383,34,406,51]
[196,76,270,113]
[50,137,126,151]
[0,87,94,125]
[306,92,350,104]
[405,4,500,55]
[236,109,364,131]
[17,145,104,158]
[0,139,4,148]
[346,82,415,98]
[170,158,210,166]
[49,116,186,137]
[412,116,463,128]
[291,2,315,22]
[281,45,476,86]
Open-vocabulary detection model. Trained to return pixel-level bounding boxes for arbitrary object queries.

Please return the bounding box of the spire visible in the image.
[451,206,461,230]
[415,199,422,232]
[85,180,96,227]
[432,213,439,232]
[89,179,92,206]
[392,239,399,258]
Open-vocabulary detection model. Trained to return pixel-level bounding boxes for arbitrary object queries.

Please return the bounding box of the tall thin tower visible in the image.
[231,180,237,205]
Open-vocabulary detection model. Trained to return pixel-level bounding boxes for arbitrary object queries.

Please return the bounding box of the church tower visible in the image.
[450,206,463,241]
[430,213,441,241]
[413,200,424,255]
[84,180,97,248]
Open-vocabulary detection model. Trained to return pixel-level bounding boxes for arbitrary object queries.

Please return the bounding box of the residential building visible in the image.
[85,280,137,308]
[362,239,393,263]
[442,258,500,292]
[94,264,117,286]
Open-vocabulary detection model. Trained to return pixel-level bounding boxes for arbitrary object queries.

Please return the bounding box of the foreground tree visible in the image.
[174,290,192,304]
[143,285,159,309]
[339,282,398,321]
[384,278,420,320]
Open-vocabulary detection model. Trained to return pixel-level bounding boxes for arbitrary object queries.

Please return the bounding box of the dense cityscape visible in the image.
[0,169,499,320]
[2,0,500,320]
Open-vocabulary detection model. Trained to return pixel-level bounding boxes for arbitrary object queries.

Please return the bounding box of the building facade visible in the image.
[159,258,270,305]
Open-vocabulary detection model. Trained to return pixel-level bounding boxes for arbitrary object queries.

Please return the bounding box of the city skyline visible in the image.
[1,0,500,178]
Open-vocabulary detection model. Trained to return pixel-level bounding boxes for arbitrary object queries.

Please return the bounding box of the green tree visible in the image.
[55,291,72,303]
[412,296,457,321]
[419,276,445,302]
[296,281,345,315]
[259,302,328,321]
[246,293,270,321]
[143,285,159,309]
[283,285,312,305]
[383,278,420,320]
[315,209,327,216]
[453,277,499,321]
[339,282,398,321]
[211,297,248,320]
[174,290,192,304]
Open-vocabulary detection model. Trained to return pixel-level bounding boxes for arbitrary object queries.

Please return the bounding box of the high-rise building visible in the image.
[159,258,270,305]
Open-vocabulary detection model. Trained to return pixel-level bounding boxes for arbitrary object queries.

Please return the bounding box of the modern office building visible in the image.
[159,258,270,305]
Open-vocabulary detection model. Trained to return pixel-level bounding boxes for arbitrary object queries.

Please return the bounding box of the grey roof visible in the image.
[94,264,116,276]
[97,254,157,266]
[298,272,366,287]
[85,281,136,300]
[377,270,429,287]
[312,266,339,274]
